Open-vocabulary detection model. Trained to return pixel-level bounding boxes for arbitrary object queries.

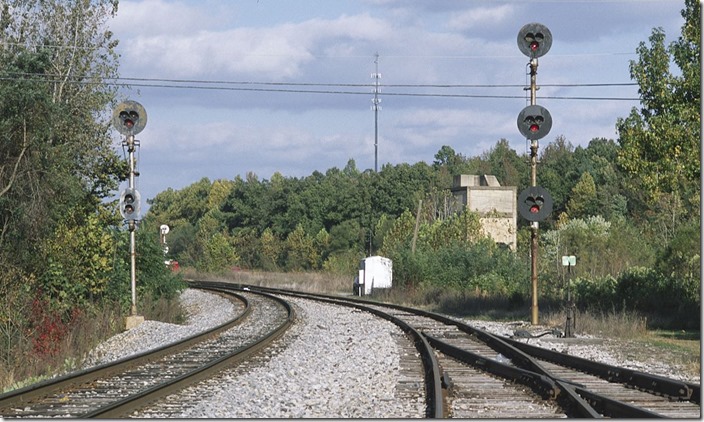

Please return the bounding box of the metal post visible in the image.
[129,223,137,315]
[529,58,540,325]
[126,134,138,316]
[564,263,575,337]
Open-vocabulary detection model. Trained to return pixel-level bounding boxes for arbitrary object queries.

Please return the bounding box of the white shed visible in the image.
[355,256,392,296]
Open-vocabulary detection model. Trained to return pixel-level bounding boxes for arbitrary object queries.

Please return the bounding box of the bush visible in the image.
[136,228,186,301]
[388,238,527,297]
[569,267,700,329]
[571,275,618,308]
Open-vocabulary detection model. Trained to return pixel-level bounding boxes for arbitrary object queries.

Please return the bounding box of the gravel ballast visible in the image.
[84,288,699,418]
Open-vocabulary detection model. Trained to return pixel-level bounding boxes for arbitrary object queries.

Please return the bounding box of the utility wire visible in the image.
[2,72,638,88]
[0,73,641,101]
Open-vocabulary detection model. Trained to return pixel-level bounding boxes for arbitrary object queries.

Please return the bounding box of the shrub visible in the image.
[571,275,618,308]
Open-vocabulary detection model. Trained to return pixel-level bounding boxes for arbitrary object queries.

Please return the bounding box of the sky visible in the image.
[106,0,687,211]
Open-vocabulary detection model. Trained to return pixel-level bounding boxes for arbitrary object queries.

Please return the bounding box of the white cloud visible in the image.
[117,9,391,80]
[113,0,221,36]
[447,4,515,32]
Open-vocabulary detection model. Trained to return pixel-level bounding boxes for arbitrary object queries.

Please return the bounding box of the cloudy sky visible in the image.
[107,0,686,208]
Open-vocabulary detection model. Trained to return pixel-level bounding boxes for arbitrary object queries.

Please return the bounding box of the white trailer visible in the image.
[354,256,392,296]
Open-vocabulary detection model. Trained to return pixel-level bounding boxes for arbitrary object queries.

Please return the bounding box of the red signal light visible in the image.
[530,205,540,213]
[119,111,136,129]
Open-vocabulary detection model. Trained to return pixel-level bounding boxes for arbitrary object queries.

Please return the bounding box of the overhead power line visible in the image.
[0,72,641,101]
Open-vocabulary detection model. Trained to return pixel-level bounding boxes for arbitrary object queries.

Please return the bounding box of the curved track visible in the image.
[0,287,293,418]
[236,282,700,418]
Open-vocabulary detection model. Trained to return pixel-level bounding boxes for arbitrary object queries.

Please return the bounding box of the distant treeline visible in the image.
[144,134,700,327]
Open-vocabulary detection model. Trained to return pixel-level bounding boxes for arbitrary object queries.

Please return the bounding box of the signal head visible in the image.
[517,23,552,58]
[517,104,552,141]
[119,188,141,221]
[518,186,553,222]
[112,101,147,136]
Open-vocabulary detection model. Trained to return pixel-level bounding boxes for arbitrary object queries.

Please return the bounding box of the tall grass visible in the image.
[541,308,648,338]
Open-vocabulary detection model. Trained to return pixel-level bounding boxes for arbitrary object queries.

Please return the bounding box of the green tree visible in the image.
[329,219,364,254]
[193,211,237,272]
[313,228,331,269]
[566,172,598,219]
[207,179,234,210]
[433,145,465,188]
[541,216,654,285]
[572,139,628,220]
[539,136,578,220]
[259,228,282,271]
[284,224,317,271]
[222,173,267,232]
[379,210,416,257]
[200,233,239,273]
[616,0,700,224]
[0,0,124,304]
[419,208,484,251]
[481,139,528,188]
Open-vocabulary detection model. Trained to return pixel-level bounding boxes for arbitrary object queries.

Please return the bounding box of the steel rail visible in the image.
[357,299,601,417]
[240,283,601,416]
[422,333,560,400]
[0,289,251,412]
[234,283,700,418]
[354,303,444,418]
[83,288,294,418]
[500,335,700,404]
[570,385,666,418]
[200,281,446,418]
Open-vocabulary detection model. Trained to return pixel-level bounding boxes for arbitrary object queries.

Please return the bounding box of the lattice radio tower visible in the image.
[371,52,381,172]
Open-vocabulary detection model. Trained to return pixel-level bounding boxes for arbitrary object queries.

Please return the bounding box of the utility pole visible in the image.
[371,52,381,173]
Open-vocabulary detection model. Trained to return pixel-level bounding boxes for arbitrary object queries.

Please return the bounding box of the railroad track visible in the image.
[2,281,699,418]
[234,282,700,418]
[0,287,293,418]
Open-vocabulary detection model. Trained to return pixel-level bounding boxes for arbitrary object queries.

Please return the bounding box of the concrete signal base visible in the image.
[125,314,145,330]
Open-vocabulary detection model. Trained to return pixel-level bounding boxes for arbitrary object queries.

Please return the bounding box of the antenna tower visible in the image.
[371,52,381,172]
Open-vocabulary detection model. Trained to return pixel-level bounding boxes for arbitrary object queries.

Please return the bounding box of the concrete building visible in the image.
[450,175,517,250]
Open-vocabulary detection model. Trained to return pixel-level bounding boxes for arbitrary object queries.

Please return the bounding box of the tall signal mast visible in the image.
[371,52,381,172]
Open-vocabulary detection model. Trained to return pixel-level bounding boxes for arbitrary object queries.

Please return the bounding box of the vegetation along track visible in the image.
[238,282,701,418]
[0,286,293,418]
